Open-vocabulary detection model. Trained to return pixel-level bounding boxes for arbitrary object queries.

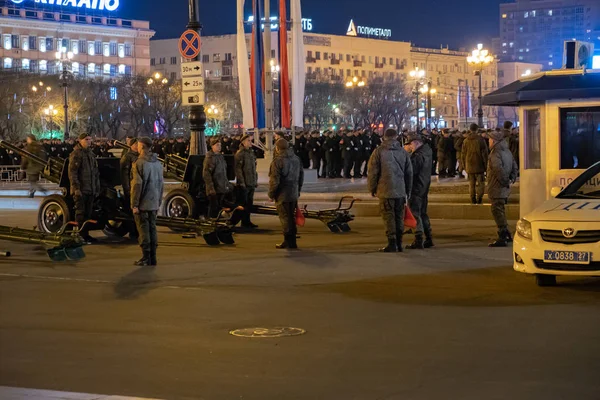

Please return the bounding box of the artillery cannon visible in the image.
[0,140,234,246]
[113,140,358,233]
[0,222,87,261]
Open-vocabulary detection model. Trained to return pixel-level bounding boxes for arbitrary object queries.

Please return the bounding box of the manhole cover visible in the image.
[229,327,306,338]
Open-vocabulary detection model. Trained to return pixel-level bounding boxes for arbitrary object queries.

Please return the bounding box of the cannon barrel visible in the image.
[0,140,65,184]
[113,140,185,180]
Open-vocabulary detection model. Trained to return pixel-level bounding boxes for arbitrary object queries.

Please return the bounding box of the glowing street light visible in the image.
[467,43,494,127]
[410,67,427,129]
[207,104,219,115]
[345,76,366,88]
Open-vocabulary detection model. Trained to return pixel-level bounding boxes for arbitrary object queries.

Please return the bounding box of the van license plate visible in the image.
[544,250,590,264]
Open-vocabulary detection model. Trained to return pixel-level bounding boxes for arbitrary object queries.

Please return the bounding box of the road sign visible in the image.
[181,61,202,77]
[179,29,201,60]
[182,77,205,91]
[182,92,205,106]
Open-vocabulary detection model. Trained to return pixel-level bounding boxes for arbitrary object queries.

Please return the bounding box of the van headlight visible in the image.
[516,219,532,240]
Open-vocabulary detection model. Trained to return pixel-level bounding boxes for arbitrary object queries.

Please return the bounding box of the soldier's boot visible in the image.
[149,246,157,266]
[379,236,398,253]
[276,234,290,249]
[502,229,513,243]
[477,197,483,204]
[489,230,508,248]
[395,232,404,253]
[423,237,435,249]
[288,234,298,249]
[406,234,425,250]
[471,196,477,205]
[134,250,150,266]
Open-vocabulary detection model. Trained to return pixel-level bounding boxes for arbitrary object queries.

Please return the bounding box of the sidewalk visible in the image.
[0,387,162,400]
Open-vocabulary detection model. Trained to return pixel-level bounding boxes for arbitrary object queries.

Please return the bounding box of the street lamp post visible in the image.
[420,82,437,130]
[187,0,207,156]
[44,105,58,136]
[467,44,494,128]
[56,48,73,140]
[410,67,425,130]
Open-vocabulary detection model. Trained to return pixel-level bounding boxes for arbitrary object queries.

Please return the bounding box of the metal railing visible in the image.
[0,165,50,186]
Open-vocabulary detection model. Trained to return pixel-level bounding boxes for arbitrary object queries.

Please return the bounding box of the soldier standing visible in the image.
[203,138,231,219]
[404,134,434,250]
[68,133,100,243]
[487,130,518,247]
[268,139,304,249]
[461,124,489,204]
[131,137,164,267]
[235,134,259,228]
[454,131,466,178]
[340,130,355,178]
[307,130,322,177]
[319,131,328,178]
[21,134,47,198]
[352,130,364,178]
[120,137,138,211]
[367,129,413,252]
[324,130,338,178]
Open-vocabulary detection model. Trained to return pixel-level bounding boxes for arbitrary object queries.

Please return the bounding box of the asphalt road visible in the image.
[1,210,600,400]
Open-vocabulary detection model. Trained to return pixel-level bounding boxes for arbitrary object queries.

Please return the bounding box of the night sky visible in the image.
[116,0,505,49]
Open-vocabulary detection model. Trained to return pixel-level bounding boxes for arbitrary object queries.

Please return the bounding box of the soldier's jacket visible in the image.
[323,135,339,156]
[131,153,164,212]
[203,151,230,196]
[68,143,100,196]
[268,148,304,205]
[235,147,258,188]
[461,132,489,174]
[454,135,465,152]
[307,137,322,155]
[21,141,47,177]
[371,134,382,150]
[120,149,139,194]
[487,140,518,199]
[340,136,355,159]
[410,143,433,199]
[367,138,413,199]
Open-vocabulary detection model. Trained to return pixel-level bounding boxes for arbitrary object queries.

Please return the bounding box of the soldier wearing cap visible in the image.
[367,129,413,252]
[268,138,304,249]
[404,133,434,249]
[487,129,518,247]
[68,133,100,243]
[235,134,259,228]
[307,130,322,177]
[21,134,48,198]
[204,137,232,218]
[131,136,164,266]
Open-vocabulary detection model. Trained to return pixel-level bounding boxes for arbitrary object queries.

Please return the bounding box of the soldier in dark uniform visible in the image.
[120,137,138,213]
[68,133,100,243]
[323,130,338,178]
[319,130,328,178]
[221,135,233,155]
[203,138,232,218]
[334,130,344,178]
[235,134,259,228]
[340,130,355,178]
[367,129,413,252]
[404,134,434,250]
[21,134,47,198]
[307,130,322,177]
[268,139,304,249]
[173,137,187,158]
[362,130,374,177]
[352,130,364,178]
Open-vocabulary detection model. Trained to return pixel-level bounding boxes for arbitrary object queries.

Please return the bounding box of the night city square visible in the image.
[1,0,600,398]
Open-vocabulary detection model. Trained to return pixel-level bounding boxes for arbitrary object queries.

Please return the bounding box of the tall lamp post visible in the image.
[44,105,58,136]
[56,48,74,140]
[420,83,436,130]
[409,67,425,130]
[467,44,494,128]
[187,0,207,156]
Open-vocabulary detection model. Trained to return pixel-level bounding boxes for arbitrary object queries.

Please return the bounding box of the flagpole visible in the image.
[264,0,274,156]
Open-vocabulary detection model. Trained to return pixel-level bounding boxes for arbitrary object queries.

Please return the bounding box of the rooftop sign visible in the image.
[9,0,120,12]
[247,16,313,32]
[346,19,391,39]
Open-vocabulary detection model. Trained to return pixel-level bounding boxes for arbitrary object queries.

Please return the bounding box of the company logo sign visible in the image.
[10,0,120,12]
[563,228,576,238]
[346,19,391,39]
[247,16,313,32]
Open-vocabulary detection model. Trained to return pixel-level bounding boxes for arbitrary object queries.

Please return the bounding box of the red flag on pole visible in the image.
[279,0,291,128]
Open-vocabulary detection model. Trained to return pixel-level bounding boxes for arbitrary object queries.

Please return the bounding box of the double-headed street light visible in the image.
[43,105,58,135]
[147,72,169,86]
[31,81,52,94]
[410,67,426,129]
[420,84,437,130]
[467,43,494,128]
[56,48,74,140]
[345,76,366,88]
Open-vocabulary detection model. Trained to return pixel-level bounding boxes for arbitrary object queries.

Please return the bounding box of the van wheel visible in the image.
[535,274,557,287]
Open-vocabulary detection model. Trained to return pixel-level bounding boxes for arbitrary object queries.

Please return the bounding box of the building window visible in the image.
[223,66,232,76]
[71,40,78,54]
[498,70,504,78]
[124,43,132,57]
[524,11,528,18]
[22,58,30,70]
[3,58,12,69]
[88,41,95,55]
[103,43,110,57]
[29,36,37,50]
[109,42,117,56]
[2,35,11,50]
[205,69,211,78]
[76,40,85,55]
[346,69,351,76]
[271,49,276,58]
[560,106,600,169]
[548,10,552,16]
[170,57,177,65]
[39,60,47,72]
[110,65,117,77]
[315,52,320,60]
[72,62,79,74]
[213,53,221,62]
[150,58,155,66]
[170,72,176,80]
[118,44,125,58]
[88,63,96,75]
[202,54,209,63]
[103,63,111,75]
[125,65,132,76]
[548,61,553,66]
[324,52,328,60]
[225,53,232,61]
[524,109,541,170]
[214,69,221,77]
[346,54,351,62]
[21,36,29,51]
[502,13,507,18]
[94,41,102,55]
[118,64,126,75]
[159,57,166,64]
[46,38,55,51]
[109,86,118,100]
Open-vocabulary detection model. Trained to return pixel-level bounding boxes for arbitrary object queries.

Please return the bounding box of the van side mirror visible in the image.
[550,186,563,198]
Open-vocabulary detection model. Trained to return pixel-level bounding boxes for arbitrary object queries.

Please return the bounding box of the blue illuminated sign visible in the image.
[10,0,120,12]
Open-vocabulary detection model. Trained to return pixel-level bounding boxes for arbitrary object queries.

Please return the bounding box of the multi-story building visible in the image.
[496,61,544,125]
[0,3,155,78]
[494,0,600,69]
[151,33,498,129]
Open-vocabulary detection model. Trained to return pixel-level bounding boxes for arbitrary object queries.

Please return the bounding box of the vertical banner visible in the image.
[237,0,254,129]
[290,0,305,128]
[278,0,291,128]
[251,0,266,128]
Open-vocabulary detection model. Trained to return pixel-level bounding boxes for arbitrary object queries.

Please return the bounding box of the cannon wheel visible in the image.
[38,195,72,234]
[162,189,197,232]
